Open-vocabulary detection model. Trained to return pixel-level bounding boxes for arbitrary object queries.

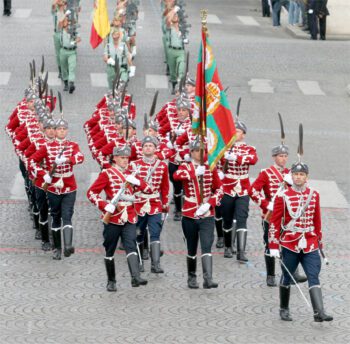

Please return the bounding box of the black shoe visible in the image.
[173,211,182,221]
[216,237,224,248]
[68,82,75,94]
[280,308,293,321]
[267,275,277,287]
[35,229,42,240]
[187,256,199,289]
[202,255,218,289]
[52,249,62,260]
[309,287,333,322]
[166,65,170,76]
[224,247,233,258]
[41,241,52,251]
[105,258,117,292]
[63,81,68,91]
[107,280,117,292]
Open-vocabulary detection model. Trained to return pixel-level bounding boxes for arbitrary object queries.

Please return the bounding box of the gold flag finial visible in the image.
[200,9,208,34]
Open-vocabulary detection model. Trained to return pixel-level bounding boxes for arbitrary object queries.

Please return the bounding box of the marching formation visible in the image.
[4,0,333,325]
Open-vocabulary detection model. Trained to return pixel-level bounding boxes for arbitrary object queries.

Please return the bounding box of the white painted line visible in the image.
[297,80,325,96]
[47,72,62,86]
[0,72,11,85]
[90,73,108,88]
[137,26,143,29]
[13,9,32,18]
[248,79,274,93]
[308,180,348,209]
[10,172,27,200]
[146,75,168,89]
[138,11,144,20]
[89,172,99,188]
[237,16,260,26]
[206,14,222,24]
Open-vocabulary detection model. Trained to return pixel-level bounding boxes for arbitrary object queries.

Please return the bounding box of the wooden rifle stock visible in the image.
[42,146,67,191]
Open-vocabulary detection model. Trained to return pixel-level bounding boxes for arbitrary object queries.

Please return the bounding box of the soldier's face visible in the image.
[27,100,35,110]
[142,143,156,156]
[113,156,129,169]
[56,127,68,140]
[235,129,245,142]
[45,127,56,139]
[177,108,189,121]
[186,84,195,95]
[191,149,201,162]
[292,172,308,187]
[274,154,288,168]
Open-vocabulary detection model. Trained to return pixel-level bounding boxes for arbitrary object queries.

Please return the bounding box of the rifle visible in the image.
[103,167,140,224]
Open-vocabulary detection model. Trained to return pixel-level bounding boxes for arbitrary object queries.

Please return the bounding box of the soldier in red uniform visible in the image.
[130,136,170,273]
[173,138,223,289]
[220,120,258,262]
[249,144,290,286]
[87,145,151,292]
[269,154,333,322]
[29,117,84,260]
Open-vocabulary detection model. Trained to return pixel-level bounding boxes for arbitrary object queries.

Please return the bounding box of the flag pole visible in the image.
[199,9,208,204]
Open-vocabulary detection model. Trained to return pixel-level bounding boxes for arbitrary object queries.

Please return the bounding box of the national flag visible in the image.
[192,29,236,170]
[90,0,110,49]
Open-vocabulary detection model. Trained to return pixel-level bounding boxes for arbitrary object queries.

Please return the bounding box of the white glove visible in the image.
[174,5,180,13]
[166,141,174,149]
[107,57,115,66]
[129,65,136,77]
[183,38,189,44]
[184,154,191,162]
[283,173,293,186]
[126,175,140,186]
[267,202,274,212]
[195,165,206,176]
[195,203,211,217]
[218,171,225,180]
[174,128,185,136]
[104,203,116,214]
[269,249,280,258]
[224,152,237,161]
[43,174,52,184]
[308,9,313,14]
[55,156,67,165]
[65,10,71,16]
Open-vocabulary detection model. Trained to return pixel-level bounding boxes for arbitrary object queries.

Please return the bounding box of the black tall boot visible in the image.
[142,230,149,260]
[52,229,62,260]
[236,229,248,263]
[127,253,148,287]
[68,82,75,94]
[231,219,237,254]
[104,258,117,292]
[150,241,164,273]
[173,195,182,221]
[63,80,68,91]
[265,255,277,287]
[202,254,218,289]
[137,242,145,272]
[187,256,199,289]
[309,287,333,322]
[223,228,233,258]
[34,212,41,240]
[215,218,224,248]
[58,67,62,79]
[292,266,307,284]
[40,221,52,251]
[63,225,75,257]
[171,82,177,95]
[279,285,293,321]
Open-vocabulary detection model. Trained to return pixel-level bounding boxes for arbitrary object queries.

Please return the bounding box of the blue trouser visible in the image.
[280,247,321,287]
[103,222,137,257]
[182,217,215,256]
[136,213,162,243]
[47,191,76,229]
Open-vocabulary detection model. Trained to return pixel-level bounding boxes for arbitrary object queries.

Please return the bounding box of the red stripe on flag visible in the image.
[212,105,236,142]
[90,24,103,49]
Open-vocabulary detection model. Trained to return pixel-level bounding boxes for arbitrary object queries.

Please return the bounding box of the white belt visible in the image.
[184,196,210,203]
[225,174,249,179]
[283,226,315,234]
[53,171,73,178]
[118,201,132,206]
[135,192,160,200]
